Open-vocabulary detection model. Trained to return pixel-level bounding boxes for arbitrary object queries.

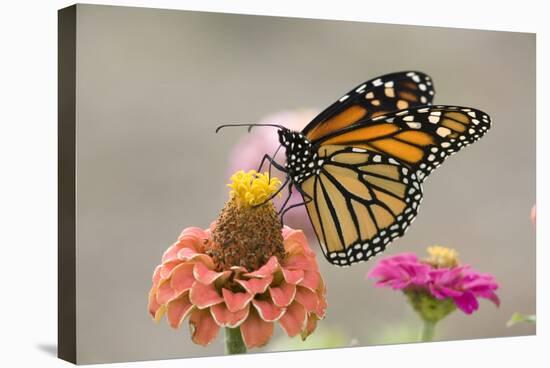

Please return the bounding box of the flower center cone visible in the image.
[209,198,285,271]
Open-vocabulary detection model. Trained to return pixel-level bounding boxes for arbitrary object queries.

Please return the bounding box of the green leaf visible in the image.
[506,312,536,327]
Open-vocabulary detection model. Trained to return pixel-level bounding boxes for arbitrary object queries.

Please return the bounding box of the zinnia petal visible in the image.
[299,270,320,291]
[159,261,180,279]
[177,248,215,269]
[148,287,162,320]
[156,279,177,305]
[176,247,199,261]
[189,308,220,346]
[429,283,462,300]
[154,305,166,322]
[169,263,195,295]
[240,308,275,349]
[462,276,499,294]
[269,282,296,307]
[166,293,194,328]
[222,288,254,312]
[278,301,307,337]
[177,227,209,251]
[294,286,319,312]
[210,303,250,328]
[483,291,501,307]
[315,294,327,318]
[283,229,314,257]
[367,254,430,291]
[285,254,314,270]
[281,225,294,238]
[151,265,162,286]
[252,299,285,322]
[189,281,223,308]
[301,314,318,340]
[244,256,279,278]
[281,267,304,284]
[236,275,273,294]
[161,242,183,264]
[453,291,479,314]
[193,261,230,285]
[315,278,327,318]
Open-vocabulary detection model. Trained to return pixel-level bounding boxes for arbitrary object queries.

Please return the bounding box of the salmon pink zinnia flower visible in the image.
[148,171,327,352]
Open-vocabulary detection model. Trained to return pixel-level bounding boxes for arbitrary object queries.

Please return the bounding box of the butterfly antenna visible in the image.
[215,123,286,133]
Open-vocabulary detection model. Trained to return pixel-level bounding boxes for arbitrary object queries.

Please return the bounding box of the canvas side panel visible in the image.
[58,4,77,364]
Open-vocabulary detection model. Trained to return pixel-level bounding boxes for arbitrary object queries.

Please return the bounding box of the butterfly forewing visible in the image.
[302,71,435,142]
[299,146,423,266]
[313,105,491,181]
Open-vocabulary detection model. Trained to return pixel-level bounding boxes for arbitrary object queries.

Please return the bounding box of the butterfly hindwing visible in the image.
[314,105,491,182]
[298,145,423,266]
[302,71,435,142]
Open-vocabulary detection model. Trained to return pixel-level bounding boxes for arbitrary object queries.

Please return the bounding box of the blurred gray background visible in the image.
[73,4,535,364]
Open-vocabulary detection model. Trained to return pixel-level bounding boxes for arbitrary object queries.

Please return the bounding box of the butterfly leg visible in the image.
[257,154,270,173]
[277,183,294,215]
[280,196,312,225]
[251,152,289,208]
[267,145,284,180]
[279,184,313,225]
[257,150,285,178]
[252,175,290,208]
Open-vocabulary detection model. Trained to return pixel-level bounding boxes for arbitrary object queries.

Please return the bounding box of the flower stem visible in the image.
[224,327,247,354]
[421,319,436,342]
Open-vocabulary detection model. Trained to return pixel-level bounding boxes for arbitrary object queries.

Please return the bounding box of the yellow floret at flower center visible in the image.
[227,170,282,207]
[426,245,460,268]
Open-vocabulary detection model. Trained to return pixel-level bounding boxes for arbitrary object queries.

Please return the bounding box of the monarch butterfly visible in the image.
[217,71,491,267]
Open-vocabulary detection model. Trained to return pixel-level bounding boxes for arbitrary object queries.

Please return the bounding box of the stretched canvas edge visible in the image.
[58,4,77,364]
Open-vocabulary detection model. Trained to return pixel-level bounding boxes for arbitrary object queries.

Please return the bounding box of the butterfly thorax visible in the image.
[278,129,321,184]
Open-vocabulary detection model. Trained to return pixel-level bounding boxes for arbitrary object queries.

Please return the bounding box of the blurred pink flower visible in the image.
[428,266,500,314]
[367,253,430,290]
[226,109,319,238]
[531,204,536,228]
[367,247,500,315]
[148,225,327,349]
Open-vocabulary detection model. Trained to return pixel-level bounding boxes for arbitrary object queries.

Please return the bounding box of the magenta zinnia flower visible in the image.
[367,246,499,341]
[367,246,500,315]
[367,253,430,290]
[148,171,327,352]
[428,265,500,314]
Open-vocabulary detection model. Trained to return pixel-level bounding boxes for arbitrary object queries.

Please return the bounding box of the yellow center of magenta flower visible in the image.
[425,245,460,268]
[227,170,282,207]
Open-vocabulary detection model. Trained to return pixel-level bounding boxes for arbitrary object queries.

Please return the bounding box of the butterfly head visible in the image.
[277,128,310,148]
[277,128,291,147]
